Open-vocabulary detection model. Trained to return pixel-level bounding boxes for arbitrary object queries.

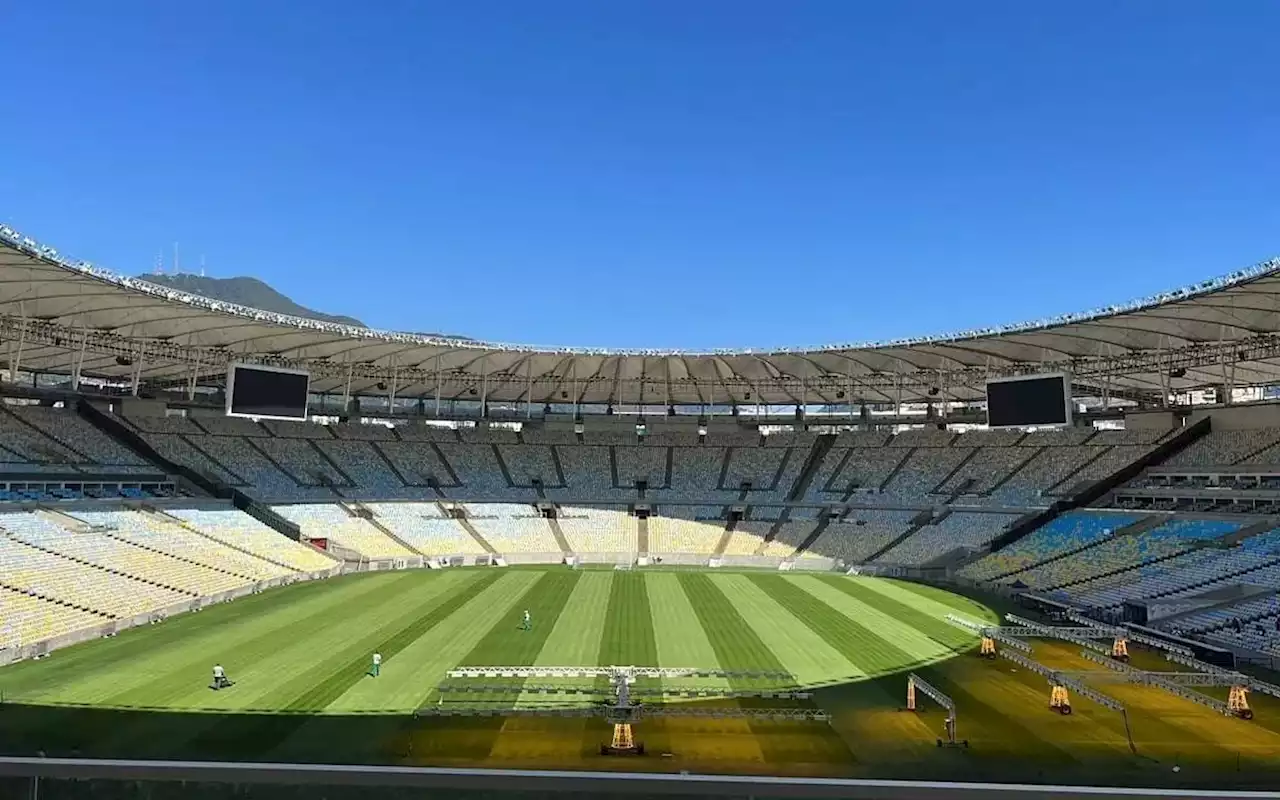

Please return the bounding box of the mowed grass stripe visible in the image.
[710,574,862,688]
[2,571,423,706]
[597,571,658,667]
[874,578,1000,622]
[646,572,725,689]
[768,575,956,679]
[119,571,474,712]
[675,572,785,677]
[810,576,979,653]
[279,570,506,712]
[459,570,581,668]
[514,571,613,705]
[678,573,845,767]
[322,571,542,713]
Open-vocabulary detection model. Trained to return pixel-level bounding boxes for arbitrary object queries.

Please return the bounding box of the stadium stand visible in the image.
[365,502,487,556]
[648,508,724,554]
[464,503,561,553]
[959,511,1142,581]
[167,508,339,572]
[556,507,636,553]
[274,504,416,559]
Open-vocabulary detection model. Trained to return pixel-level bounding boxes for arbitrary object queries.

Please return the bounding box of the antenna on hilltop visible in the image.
[154,251,164,275]
[173,242,180,274]
[200,254,206,277]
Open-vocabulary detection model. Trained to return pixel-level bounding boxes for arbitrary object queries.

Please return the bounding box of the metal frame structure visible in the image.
[905,673,965,747]
[419,665,828,755]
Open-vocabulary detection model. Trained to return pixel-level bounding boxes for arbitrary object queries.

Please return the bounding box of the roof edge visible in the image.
[2,224,1277,357]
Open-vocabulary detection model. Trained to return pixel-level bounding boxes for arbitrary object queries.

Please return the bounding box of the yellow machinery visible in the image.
[1049,684,1072,715]
[1229,684,1253,720]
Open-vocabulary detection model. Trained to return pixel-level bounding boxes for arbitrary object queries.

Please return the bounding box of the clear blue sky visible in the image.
[2,2,1277,350]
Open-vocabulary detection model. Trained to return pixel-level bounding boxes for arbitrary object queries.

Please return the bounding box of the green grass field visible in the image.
[3,566,1280,789]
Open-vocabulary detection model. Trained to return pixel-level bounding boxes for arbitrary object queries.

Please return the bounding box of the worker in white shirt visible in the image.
[370,652,382,677]
[211,664,232,690]
[521,609,531,631]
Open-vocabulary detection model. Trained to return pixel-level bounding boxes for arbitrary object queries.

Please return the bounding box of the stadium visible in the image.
[5,224,1280,800]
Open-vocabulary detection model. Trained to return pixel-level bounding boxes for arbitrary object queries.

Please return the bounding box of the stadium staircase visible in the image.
[984,446,1048,497]
[786,434,834,502]
[793,517,831,557]
[988,514,1168,582]
[545,515,573,555]
[636,514,650,556]
[1210,519,1279,549]
[711,517,738,557]
[454,515,499,555]
[876,447,916,492]
[863,509,936,563]
[490,445,518,490]
[929,449,980,495]
[345,501,430,557]
[370,442,417,487]
[2,404,92,463]
[964,419,1213,580]
[311,441,357,487]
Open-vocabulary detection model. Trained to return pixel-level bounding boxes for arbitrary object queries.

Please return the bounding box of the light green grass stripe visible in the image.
[1,571,427,705]
[646,572,727,690]
[708,573,862,688]
[785,574,955,666]
[324,571,542,713]
[856,577,998,624]
[513,571,613,705]
[179,570,485,712]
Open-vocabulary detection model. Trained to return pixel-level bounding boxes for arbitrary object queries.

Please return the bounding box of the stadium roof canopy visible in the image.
[2,228,1279,407]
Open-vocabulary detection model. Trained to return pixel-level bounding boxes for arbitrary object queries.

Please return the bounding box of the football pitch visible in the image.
[3,567,1280,788]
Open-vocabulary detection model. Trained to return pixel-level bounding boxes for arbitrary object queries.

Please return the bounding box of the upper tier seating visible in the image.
[806,510,917,562]
[959,511,1142,581]
[874,512,1018,566]
[1004,518,1241,591]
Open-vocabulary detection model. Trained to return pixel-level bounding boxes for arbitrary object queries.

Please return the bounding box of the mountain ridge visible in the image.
[139,273,468,339]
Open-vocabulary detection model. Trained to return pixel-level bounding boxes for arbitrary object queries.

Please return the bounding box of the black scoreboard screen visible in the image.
[985,373,1071,428]
[226,363,310,421]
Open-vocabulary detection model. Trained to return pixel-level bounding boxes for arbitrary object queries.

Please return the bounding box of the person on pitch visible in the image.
[521,609,531,631]
[211,663,233,690]
[370,652,382,677]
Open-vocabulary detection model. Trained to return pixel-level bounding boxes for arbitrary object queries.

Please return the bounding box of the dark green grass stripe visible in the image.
[749,574,925,676]
[457,570,581,667]
[816,576,979,651]
[0,574,356,690]
[886,579,999,621]
[675,573,850,765]
[177,572,505,759]
[432,570,581,706]
[104,572,431,709]
[675,572,783,673]
[596,572,657,667]
[283,571,506,712]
